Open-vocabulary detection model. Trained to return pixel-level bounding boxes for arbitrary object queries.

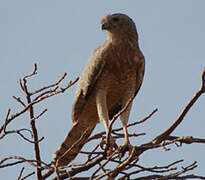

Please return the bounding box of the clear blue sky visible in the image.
[0,0,205,179]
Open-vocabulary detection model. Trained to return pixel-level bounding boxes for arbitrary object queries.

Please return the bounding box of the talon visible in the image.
[119,143,133,158]
[105,137,118,157]
[107,146,113,157]
[113,141,119,150]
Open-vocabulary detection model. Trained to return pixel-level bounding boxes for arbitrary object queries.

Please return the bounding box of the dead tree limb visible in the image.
[152,69,205,144]
[1,66,205,180]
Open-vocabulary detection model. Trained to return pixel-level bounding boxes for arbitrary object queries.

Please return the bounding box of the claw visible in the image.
[119,143,133,158]
[105,136,119,157]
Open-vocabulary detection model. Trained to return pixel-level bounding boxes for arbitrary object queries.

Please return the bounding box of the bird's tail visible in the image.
[53,122,96,167]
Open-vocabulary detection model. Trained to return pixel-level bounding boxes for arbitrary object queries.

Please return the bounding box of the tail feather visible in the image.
[53,122,96,167]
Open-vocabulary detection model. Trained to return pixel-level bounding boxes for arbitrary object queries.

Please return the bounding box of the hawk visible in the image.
[54,13,145,167]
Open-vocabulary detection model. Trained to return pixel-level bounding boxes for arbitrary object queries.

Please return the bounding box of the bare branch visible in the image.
[0,109,11,139]
[95,147,137,179]
[167,135,205,144]
[1,109,46,143]
[51,155,104,180]
[2,65,205,180]
[31,109,47,122]
[0,77,78,136]
[114,108,158,132]
[13,96,26,107]
[21,63,42,179]
[0,160,24,168]
[152,69,205,144]
[41,169,55,179]
[91,151,119,179]
[0,156,50,169]
[112,132,145,139]
[201,68,205,91]
[17,167,25,180]
[21,171,35,180]
[87,108,157,143]
[23,63,37,80]
[30,72,68,96]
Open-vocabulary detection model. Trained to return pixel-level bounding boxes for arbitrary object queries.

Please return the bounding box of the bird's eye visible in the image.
[112,17,119,22]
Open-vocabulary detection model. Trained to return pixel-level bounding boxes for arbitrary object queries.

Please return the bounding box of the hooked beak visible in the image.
[101,22,110,30]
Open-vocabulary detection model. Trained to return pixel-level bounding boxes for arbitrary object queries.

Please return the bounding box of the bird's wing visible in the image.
[134,48,145,97]
[54,46,107,166]
[72,46,107,122]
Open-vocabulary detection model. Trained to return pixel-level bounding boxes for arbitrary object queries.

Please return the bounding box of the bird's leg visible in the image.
[119,100,133,157]
[96,90,117,155]
[122,121,130,146]
[102,119,118,153]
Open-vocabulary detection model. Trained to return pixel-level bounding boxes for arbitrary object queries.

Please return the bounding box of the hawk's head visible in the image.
[101,13,138,40]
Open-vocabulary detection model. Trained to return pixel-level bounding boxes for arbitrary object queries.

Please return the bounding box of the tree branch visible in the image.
[152,69,205,144]
[21,64,42,179]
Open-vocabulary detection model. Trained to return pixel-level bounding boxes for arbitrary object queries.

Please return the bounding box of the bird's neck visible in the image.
[107,33,139,50]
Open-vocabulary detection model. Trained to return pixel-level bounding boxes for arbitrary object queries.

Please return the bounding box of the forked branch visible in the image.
[1,66,205,180]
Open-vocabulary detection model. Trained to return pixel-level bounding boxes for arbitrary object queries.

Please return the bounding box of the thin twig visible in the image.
[2,65,205,180]
[152,69,205,144]
[87,108,157,143]
[95,147,137,179]
[13,96,26,107]
[167,135,205,144]
[2,109,11,134]
[0,78,79,135]
[23,63,37,80]
[22,65,42,180]
[90,151,119,179]
[17,167,25,180]
[30,72,67,96]
[21,171,35,180]
[52,155,104,180]
[31,109,47,122]
[0,156,50,169]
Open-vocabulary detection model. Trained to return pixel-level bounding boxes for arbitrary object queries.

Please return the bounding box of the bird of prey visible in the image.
[54,13,145,167]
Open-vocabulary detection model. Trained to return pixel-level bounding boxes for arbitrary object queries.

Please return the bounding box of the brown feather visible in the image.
[53,13,145,167]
